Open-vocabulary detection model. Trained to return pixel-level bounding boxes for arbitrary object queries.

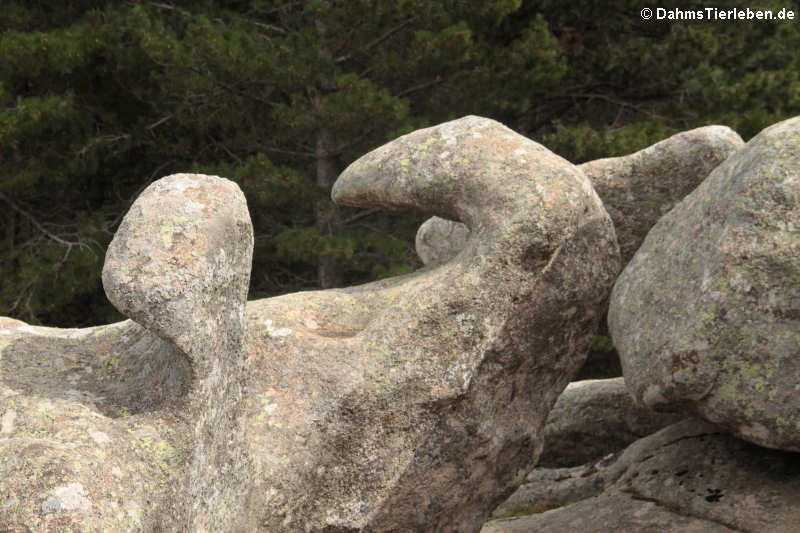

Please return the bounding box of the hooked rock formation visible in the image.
[1,174,254,532]
[414,125,744,268]
[1,116,621,532]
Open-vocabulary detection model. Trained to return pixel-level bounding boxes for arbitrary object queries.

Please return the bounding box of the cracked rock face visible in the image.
[1,117,620,532]
[484,419,800,532]
[609,116,800,452]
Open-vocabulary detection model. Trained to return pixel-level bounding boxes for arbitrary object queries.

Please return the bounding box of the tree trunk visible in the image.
[314,129,344,289]
[312,4,345,289]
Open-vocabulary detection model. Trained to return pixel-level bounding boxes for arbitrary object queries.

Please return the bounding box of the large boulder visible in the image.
[414,125,744,268]
[1,117,620,532]
[242,116,619,532]
[1,174,254,532]
[581,125,744,265]
[609,116,800,452]
[539,378,685,467]
[483,419,800,532]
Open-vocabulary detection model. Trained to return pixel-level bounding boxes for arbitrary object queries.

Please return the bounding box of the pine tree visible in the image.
[2,0,798,326]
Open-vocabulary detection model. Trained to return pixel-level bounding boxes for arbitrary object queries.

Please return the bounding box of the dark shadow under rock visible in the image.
[538,377,685,468]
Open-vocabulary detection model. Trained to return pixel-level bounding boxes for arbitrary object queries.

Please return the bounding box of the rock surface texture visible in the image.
[414,125,744,268]
[609,117,800,452]
[1,174,254,532]
[0,117,621,532]
[538,378,684,467]
[242,116,619,532]
[581,125,744,265]
[415,214,471,266]
[483,419,800,532]
[415,125,745,381]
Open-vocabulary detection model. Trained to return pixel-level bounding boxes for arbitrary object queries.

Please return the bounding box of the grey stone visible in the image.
[244,115,619,532]
[490,461,616,520]
[415,125,744,268]
[414,126,744,380]
[1,173,254,532]
[484,419,800,532]
[609,116,800,452]
[0,117,620,532]
[484,490,739,532]
[539,378,685,467]
[581,125,744,266]
[416,215,471,266]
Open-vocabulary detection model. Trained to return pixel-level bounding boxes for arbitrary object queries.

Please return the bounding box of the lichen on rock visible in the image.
[609,116,800,452]
[243,115,620,532]
[2,118,621,533]
[412,125,744,269]
[1,173,254,532]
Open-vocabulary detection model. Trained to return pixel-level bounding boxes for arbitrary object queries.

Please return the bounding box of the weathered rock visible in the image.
[415,125,744,267]
[539,378,685,467]
[484,418,800,532]
[484,489,740,532]
[416,215,471,266]
[581,125,744,265]
[1,117,620,532]
[489,461,617,520]
[415,126,744,379]
[1,173,254,532]
[490,377,684,519]
[241,115,619,532]
[609,116,800,452]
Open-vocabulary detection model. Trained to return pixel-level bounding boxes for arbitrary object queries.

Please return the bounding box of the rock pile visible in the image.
[483,117,800,532]
[3,114,797,533]
[1,117,621,532]
[415,126,744,379]
[414,125,744,268]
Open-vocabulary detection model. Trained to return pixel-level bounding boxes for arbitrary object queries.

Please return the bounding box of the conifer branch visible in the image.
[335,17,417,63]
[0,194,95,253]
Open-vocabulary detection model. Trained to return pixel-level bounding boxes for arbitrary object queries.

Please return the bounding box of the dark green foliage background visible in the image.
[2,0,798,327]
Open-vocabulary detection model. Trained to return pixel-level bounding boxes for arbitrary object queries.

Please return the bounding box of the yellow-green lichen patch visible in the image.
[158,219,174,249]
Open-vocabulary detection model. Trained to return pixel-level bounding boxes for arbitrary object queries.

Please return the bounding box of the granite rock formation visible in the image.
[415,126,744,380]
[415,125,744,268]
[483,419,800,532]
[482,116,800,532]
[243,116,619,532]
[609,116,800,452]
[580,125,744,266]
[1,116,621,532]
[1,174,254,532]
